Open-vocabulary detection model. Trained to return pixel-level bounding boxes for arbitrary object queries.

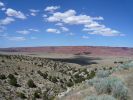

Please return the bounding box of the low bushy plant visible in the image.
[96,70,110,78]
[112,81,128,100]
[27,79,36,88]
[98,94,116,100]
[34,90,41,98]
[17,92,27,99]
[88,76,128,99]
[0,74,6,80]
[84,94,116,100]
[8,74,19,86]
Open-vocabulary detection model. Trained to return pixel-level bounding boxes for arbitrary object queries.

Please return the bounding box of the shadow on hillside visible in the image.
[48,55,101,66]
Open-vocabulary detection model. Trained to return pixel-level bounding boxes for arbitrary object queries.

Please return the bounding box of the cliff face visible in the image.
[0,46,133,56]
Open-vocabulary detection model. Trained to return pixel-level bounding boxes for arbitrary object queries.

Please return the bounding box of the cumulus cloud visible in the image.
[68,32,75,36]
[0,26,6,32]
[0,1,4,7]
[0,33,26,41]
[0,17,15,25]
[17,30,30,35]
[60,26,69,32]
[29,9,40,16]
[30,37,37,40]
[46,28,60,34]
[29,28,39,32]
[7,36,26,41]
[43,14,48,18]
[47,9,121,36]
[6,8,26,19]
[45,6,60,13]
[82,35,89,39]
[55,23,63,26]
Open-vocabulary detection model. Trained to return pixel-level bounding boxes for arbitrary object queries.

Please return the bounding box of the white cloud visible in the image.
[68,32,75,36]
[0,1,4,7]
[82,35,89,39]
[43,14,47,18]
[45,6,60,12]
[47,9,121,36]
[0,26,6,32]
[0,17,15,25]
[55,23,63,26]
[60,26,69,32]
[7,36,26,41]
[17,30,30,35]
[1,7,6,11]
[30,13,36,16]
[31,37,37,40]
[29,9,39,13]
[29,28,39,32]
[29,9,39,16]
[46,28,60,34]
[6,8,26,19]
[0,33,26,41]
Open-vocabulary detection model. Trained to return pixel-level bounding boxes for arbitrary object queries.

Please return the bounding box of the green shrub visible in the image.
[112,81,128,100]
[87,70,96,79]
[27,79,36,88]
[94,78,111,94]
[1,60,5,63]
[99,94,116,100]
[51,76,58,83]
[8,74,18,86]
[0,74,6,80]
[96,70,110,78]
[120,61,133,70]
[37,70,48,79]
[84,94,116,100]
[88,77,128,99]
[17,92,27,99]
[66,81,74,87]
[34,90,41,98]
[8,74,15,79]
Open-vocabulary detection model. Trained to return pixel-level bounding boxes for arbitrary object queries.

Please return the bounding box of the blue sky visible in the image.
[0,0,133,48]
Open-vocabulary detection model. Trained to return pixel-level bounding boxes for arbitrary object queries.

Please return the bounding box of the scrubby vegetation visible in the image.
[84,94,116,100]
[8,74,19,86]
[0,74,6,80]
[86,61,133,100]
[27,79,36,88]
[0,54,132,100]
[17,92,27,99]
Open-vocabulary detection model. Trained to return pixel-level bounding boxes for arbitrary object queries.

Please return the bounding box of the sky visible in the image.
[0,0,133,48]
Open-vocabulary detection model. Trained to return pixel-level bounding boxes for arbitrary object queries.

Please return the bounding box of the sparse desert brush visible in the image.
[0,74,6,80]
[96,70,110,78]
[34,89,42,98]
[120,61,133,70]
[8,74,19,86]
[112,80,128,100]
[88,77,101,86]
[88,76,128,99]
[37,70,48,79]
[8,74,15,79]
[99,94,116,100]
[27,79,36,88]
[84,94,116,100]
[17,92,27,99]
[66,81,74,87]
[84,95,97,100]
[87,70,96,79]
[93,78,111,94]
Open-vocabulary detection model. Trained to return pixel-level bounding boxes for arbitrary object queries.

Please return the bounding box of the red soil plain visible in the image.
[0,46,133,57]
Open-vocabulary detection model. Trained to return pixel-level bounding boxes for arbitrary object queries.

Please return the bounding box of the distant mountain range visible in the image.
[0,46,133,56]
